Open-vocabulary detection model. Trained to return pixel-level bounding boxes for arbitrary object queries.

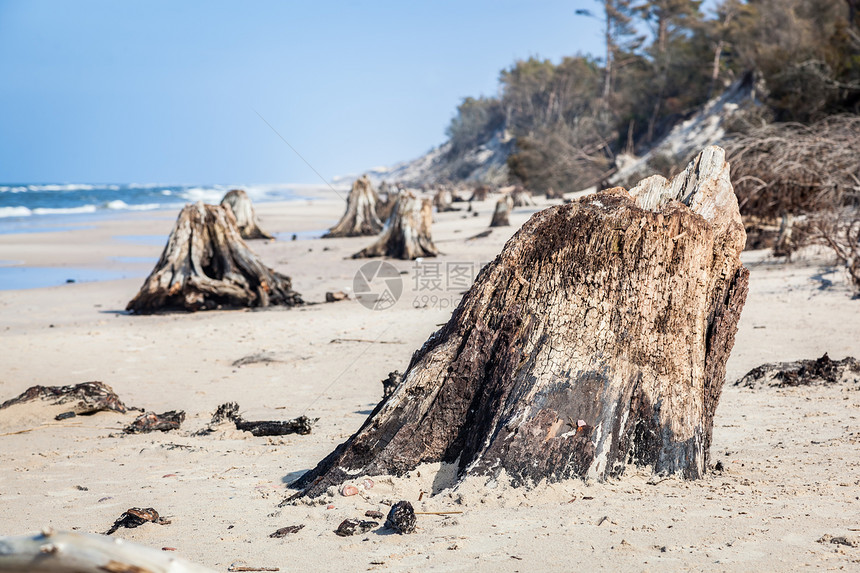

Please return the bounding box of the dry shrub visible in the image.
[726,115,860,219]
[802,209,860,295]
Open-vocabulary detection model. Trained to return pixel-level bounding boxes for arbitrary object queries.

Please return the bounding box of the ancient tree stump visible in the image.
[489,195,513,227]
[220,189,274,240]
[376,182,401,223]
[127,202,302,314]
[294,147,748,497]
[324,174,383,238]
[433,188,458,212]
[511,185,536,207]
[352,191,439,260]
[469,185,490,202]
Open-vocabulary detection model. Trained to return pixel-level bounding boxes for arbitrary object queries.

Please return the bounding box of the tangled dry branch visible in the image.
[726,115,860,219]
[803,209,860,295]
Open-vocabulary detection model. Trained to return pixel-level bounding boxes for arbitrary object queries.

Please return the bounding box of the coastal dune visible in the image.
[1,191,859,571]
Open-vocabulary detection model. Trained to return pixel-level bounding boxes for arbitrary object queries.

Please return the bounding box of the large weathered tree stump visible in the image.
[352,191,439,260]
[489,195,513,227]
[127,202,302,313]
[220,189,274,240]
[324,174,383,238]
[295,146,748,497]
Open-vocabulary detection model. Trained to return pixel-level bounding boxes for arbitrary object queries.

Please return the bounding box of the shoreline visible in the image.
[0,193,344,290]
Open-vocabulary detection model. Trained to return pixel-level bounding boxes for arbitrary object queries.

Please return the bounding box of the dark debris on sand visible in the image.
[105,507,169,535]
[269,524,305,538]
[0,381,131,420]
[198,402,315,436]
[334,519,378,537]
[124,410,185,433]
[735,353,860,388]
[385,501,416,534]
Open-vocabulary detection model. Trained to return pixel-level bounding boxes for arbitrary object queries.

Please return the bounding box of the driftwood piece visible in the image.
[352,191,439,260]
[324,175,383,238]
[124,410,185,434]
[0,382,129,420]
[489,195,513,227]
[293,146,748,497]
[202,402,315,436]
[735,353,860,388]
[126,202,302,314]
[0,529,215,573]
[220,189,274,240]
[325,291,349,302]
[105,508,167,535]
[269,525,305,538]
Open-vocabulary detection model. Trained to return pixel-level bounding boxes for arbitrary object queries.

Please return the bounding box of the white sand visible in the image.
[1,193,859,571]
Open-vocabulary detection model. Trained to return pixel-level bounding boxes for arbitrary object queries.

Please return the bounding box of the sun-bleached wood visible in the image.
[352,191,439,260]
[0,529,215,573]
[324,175,383,238]
[220,189,273,240]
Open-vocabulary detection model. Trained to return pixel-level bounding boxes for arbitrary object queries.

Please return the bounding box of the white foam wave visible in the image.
[178,187,228,204]
[0,206,32,218]
[31,205,98,215]
[104,200,162,211]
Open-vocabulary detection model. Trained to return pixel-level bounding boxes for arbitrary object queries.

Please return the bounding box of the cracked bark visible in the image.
[126,202,301,313]
[296,146,748,497]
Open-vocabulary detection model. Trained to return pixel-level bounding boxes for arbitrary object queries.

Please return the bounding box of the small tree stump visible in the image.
[352,191,439,260]
[220,189,274,240]
[489,195,513,227]
[127,202,302,314]
[546,186,564,199]
[324,174,383,238]
[376,182,401,222]
[294,146,748,497]
[511,185,536,207]
[433,188,458,212]
[469,185,490,202]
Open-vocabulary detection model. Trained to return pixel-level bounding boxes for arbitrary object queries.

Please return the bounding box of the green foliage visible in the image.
[444,0,860,193]
[720,0,860,121]
[446,97,504,156]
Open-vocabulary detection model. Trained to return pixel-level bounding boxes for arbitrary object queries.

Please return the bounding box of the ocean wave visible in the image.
[31,205,98,215]
[104,200,163,211]
[0,183,102,193]
[178,186,229,204]
[0,206,32,218]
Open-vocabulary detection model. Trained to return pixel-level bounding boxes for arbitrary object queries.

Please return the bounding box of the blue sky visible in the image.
[0,1,713,185]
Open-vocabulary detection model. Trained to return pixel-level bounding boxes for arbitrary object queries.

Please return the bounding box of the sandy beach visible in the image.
[1,192,859,571]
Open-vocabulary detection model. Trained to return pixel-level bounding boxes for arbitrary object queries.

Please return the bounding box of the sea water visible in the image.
[0,182,312,289]
[0,183,305,229]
